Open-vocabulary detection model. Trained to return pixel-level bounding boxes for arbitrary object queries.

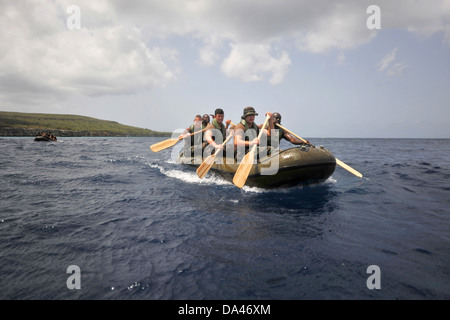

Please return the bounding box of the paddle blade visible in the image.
[336,158,363,178]
[232,149,256,188]
[150,138,180,152]
[196,154,216,179]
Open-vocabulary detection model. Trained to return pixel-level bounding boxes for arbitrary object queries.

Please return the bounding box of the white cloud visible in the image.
[377,48,398,71]
[221,43,291,85]
[196,34,223,66]
[295,3,376,53]
[107,0,450,83]
[387,63,409,76]
[0,1,178,107]
[377,48,408,76]
[1,0,449,108]
[380,0,450,36]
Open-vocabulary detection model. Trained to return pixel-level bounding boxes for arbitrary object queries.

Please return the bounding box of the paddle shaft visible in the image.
[175,126,208,143]
[213,133,234,155]
[196,130,235,179]
[184,127,208,138]
[232,115,270,188]
[150,127,208,152]
[219,122,236,147]
[245,115,270,153]
[201,121,235,160]
[276,123,313,146]
[276,123,363,178]
[204,121,235,150]
[336,158,363,178]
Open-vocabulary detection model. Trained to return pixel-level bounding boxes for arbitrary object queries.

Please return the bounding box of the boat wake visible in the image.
[147,160,232,186]
[147,158,338,194]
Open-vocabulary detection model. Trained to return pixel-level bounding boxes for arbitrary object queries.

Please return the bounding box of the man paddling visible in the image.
[179,115,207,160]
[271,112,312,146]
[233,106,273,160]
[202,114,210,127]
[204,108,232,150]
[203,108,233,162]
[210,111,232,130]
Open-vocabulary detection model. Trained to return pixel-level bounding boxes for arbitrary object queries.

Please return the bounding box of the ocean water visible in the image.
[0,137,449,300]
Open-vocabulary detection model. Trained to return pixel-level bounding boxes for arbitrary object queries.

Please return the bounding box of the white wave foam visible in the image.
[164,158,178,165]
[241,185,301,193]
[242,185,272,193]
[149,161,338,191]
[241,176,337,193]
[218,197,239,203]
[148,162,232,186]
[326,176,337,184]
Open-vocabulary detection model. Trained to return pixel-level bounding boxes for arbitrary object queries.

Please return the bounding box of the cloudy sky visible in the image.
[1,0,449,138]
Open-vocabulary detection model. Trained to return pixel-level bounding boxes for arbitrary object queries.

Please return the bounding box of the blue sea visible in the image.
[0,137,449,300]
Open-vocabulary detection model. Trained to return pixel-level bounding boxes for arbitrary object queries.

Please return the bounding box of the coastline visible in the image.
[0,111,171,137]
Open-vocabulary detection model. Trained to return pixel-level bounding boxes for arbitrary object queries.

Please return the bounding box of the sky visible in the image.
[1,0,450,138]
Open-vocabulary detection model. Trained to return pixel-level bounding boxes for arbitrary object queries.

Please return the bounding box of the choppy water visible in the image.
[0,137,449,299]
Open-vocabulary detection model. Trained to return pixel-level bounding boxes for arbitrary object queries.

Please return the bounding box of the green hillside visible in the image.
[0,111,170,137]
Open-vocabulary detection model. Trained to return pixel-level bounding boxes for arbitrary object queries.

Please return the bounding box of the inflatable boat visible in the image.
[34,132,57,142]
[179,145,336,188]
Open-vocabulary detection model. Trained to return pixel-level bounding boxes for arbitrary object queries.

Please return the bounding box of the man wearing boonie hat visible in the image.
[233,106,273,156]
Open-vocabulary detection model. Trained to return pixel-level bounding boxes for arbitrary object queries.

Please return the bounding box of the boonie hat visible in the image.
[242,106,258,117]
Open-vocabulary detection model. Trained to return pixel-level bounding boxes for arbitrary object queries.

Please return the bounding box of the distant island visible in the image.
[0,111,171,137]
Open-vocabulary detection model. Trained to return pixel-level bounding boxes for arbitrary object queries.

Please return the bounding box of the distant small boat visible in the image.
[34,132,57,142]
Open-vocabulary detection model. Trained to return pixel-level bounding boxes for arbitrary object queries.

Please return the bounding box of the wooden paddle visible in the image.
[196,133,234,179]
[233,115,271,188]
[276,123,363,178]
[275,123,313,146]
[335,158,363,178]
[150,127,207,152]
[196,121,237,178]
